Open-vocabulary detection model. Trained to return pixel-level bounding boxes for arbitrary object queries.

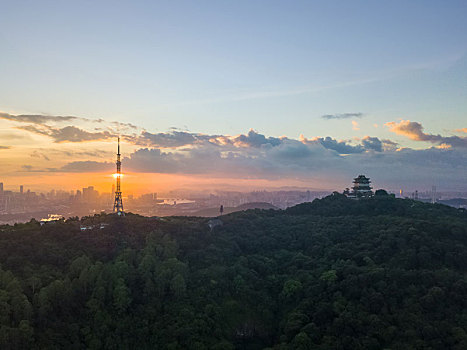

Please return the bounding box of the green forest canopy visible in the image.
[0,194,466,349]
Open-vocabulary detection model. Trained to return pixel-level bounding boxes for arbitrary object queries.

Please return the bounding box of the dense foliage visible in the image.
[0,194,466,349]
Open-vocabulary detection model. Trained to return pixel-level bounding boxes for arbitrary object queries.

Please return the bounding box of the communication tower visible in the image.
[113,137,124,216]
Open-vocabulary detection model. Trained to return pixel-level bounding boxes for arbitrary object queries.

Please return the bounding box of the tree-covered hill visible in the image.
[0,195,466,349]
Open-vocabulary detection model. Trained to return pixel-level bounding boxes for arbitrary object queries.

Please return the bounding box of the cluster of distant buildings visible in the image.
[1,174,466,225]
[0,181,331,223]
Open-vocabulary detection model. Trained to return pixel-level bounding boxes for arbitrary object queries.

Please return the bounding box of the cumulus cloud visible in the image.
[352,120,360,130]
[119,139,338,177]
[56,131,391,175]
[321,112,364,120]
[127,129,285,149]
[303,136,364,154]
[56,133,467,189]
[3,111,465,190]
[361,136,383,152]
[232,129,283,148]
[386,120,467,148]
[455,128,467,133]
[128,129,387,156]
[381,139,398,151]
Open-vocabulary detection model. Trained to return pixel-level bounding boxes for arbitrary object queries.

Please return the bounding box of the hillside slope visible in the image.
[191,202,278,217]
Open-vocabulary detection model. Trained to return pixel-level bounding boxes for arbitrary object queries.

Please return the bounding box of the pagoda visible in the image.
[347,175,373,199]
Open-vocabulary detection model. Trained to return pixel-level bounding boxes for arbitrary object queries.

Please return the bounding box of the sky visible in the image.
[0,0,466,195]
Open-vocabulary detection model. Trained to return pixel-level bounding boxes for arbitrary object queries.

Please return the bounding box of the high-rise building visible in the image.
[82,186,98,202]
[0,182,3,194]
[82,187,89,201]
[20,185,24,194]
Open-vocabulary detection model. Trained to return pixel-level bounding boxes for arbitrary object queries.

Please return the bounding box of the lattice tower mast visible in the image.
[113,137,124,215]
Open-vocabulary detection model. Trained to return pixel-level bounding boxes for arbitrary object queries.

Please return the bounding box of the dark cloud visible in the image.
[17,125,115,143]
[305,135,392,153]
[61,138,467,188]
[52,127,467,189]
[361,136,383,152]
[232,129,282,148]
[0,145,11,150]
[2,113,462,189]
[386,120,467,148]
[128,130,387,156]
[321,113,364,120]
[0,112,77,124]
[129,131,198,148]
[60,134,380,177]
[1,112,138,143]
[49,126,115,143]
[121,141,328,177]
[125,148,186,173]
[126,129,283,149]
[0,112,137,130]
[308,137,365,154]
[382,139,398,151]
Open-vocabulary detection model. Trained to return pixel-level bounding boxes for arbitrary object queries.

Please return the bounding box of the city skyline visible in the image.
[2,176,464,226]
[1,1,466,193]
